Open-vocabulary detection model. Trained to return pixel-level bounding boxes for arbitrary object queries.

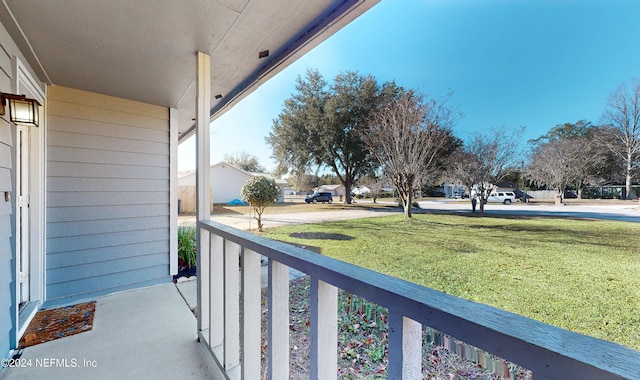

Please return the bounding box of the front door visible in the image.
[16,124,30,308]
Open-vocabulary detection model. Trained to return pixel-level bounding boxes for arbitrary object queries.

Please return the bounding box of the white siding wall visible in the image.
[0,92,13,361]
[46,86,171,305]
[211,164,252,204]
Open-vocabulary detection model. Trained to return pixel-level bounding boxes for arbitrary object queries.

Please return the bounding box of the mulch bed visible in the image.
[173,265,197,282]
[19,301,96,348]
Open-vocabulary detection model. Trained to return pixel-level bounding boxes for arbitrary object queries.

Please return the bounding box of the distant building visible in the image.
[178,162,287,212]
[318,184,346,197]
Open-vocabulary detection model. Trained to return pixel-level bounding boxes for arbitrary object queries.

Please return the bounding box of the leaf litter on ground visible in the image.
[260,276,532,379]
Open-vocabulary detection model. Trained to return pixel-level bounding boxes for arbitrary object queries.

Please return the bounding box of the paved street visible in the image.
[416,199,640,223]
[179,199,640,229]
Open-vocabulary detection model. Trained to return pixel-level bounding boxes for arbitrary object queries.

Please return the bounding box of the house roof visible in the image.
[212,162,288,185]
[0,0,379,139]
[320,184,344,190]
[179,162,287,185]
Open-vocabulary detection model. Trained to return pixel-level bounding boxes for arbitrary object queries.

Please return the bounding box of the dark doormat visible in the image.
[19,301,96,348]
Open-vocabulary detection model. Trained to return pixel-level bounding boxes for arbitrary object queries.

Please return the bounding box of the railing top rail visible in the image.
[198,219,640,379]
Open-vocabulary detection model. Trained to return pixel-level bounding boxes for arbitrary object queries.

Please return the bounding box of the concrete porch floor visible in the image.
[0,283,224,380]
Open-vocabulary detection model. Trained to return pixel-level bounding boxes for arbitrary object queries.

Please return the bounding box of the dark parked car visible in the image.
[305,191,333,204]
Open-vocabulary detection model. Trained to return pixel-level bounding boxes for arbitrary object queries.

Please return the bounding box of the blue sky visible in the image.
[179,0,640,173]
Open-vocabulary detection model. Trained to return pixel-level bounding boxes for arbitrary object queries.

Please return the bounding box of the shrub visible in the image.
[177,226,197,268]
[241,176,281,232]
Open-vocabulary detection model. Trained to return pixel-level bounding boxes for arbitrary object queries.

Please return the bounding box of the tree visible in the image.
[359,173,387,203]
[449,128,520,213]
[240,176,280,232]
[267,69,379,204]
[528,139,585,202]
[223,151,266,173]
[362,87,461,218]
[288,171,319,192]
[600,79,640,200]
[528,121,613,200]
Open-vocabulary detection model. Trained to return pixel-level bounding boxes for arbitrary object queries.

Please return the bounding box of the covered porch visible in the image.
[1,282,222,380]
[0,0,639,378]
[0,0,381,377]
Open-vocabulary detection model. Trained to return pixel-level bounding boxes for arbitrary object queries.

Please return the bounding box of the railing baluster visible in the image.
[388,312,422,379]
[197,228,210,334]
[310,278,338,380]
[268,259,289,379]
[224,240,241,373]
[241,248,261,379]
[210,234,224,352]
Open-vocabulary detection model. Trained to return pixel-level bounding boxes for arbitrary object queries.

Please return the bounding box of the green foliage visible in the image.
[266,69,381,204]
[265,214,640,350]
[241,176,280,231]
[177,226,196,268]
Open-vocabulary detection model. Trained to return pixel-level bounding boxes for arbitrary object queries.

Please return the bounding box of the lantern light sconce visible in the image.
[0,92,41,127]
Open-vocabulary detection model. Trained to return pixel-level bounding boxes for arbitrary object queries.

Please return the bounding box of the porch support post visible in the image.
[196,51,211,221]
[268,260,290,379]
[169,108,178,275]
[388,312,422,379]
[196,51,211,338]
[310,278,338,380]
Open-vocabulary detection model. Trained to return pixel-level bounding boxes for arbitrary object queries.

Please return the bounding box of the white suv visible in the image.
[486,191,517,205]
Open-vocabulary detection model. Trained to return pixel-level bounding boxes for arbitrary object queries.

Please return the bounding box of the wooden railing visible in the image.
[196,219,640,379]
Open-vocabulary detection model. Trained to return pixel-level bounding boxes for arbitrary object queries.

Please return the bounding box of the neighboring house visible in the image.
[178,162,286,212]
[495,181,518,192]
[352,186,371,196]
[0,0,378,365]
[440,183,468,198]
[318,184,346,197]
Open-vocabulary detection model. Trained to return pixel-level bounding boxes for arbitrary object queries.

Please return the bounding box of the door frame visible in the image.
[12,56,45,342]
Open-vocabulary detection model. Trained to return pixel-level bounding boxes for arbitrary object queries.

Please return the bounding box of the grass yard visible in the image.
[263,213,640,351]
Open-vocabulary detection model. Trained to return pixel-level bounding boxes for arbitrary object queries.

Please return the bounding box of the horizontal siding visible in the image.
[0,253,11,341]
[48,130,168,155]
[47,240,168,269]
[48,146,168,168]
[0,143,10,168]
[45,275,169,308]
[47,252,168,284]
[0,168,10,191]
[48,216,169,238]
[47,204,169,223]
[47,191,168,207]
[46,266,169,305]
[48,161,168,180]
[48,86,168,122]
[0,215,10,239]
[0,110,12,359]
[0,119,11,144]
[47,112,168,142]
[48,177,168,193]
[46,86,170,304]
[47,228,168,254]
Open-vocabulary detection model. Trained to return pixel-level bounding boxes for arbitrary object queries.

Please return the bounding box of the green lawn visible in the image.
[263,213,640,351]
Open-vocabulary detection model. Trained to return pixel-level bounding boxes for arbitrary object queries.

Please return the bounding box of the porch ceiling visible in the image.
[0,0,378,138]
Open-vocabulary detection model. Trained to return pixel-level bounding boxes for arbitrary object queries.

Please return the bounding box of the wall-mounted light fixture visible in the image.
[0,92,41,127]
